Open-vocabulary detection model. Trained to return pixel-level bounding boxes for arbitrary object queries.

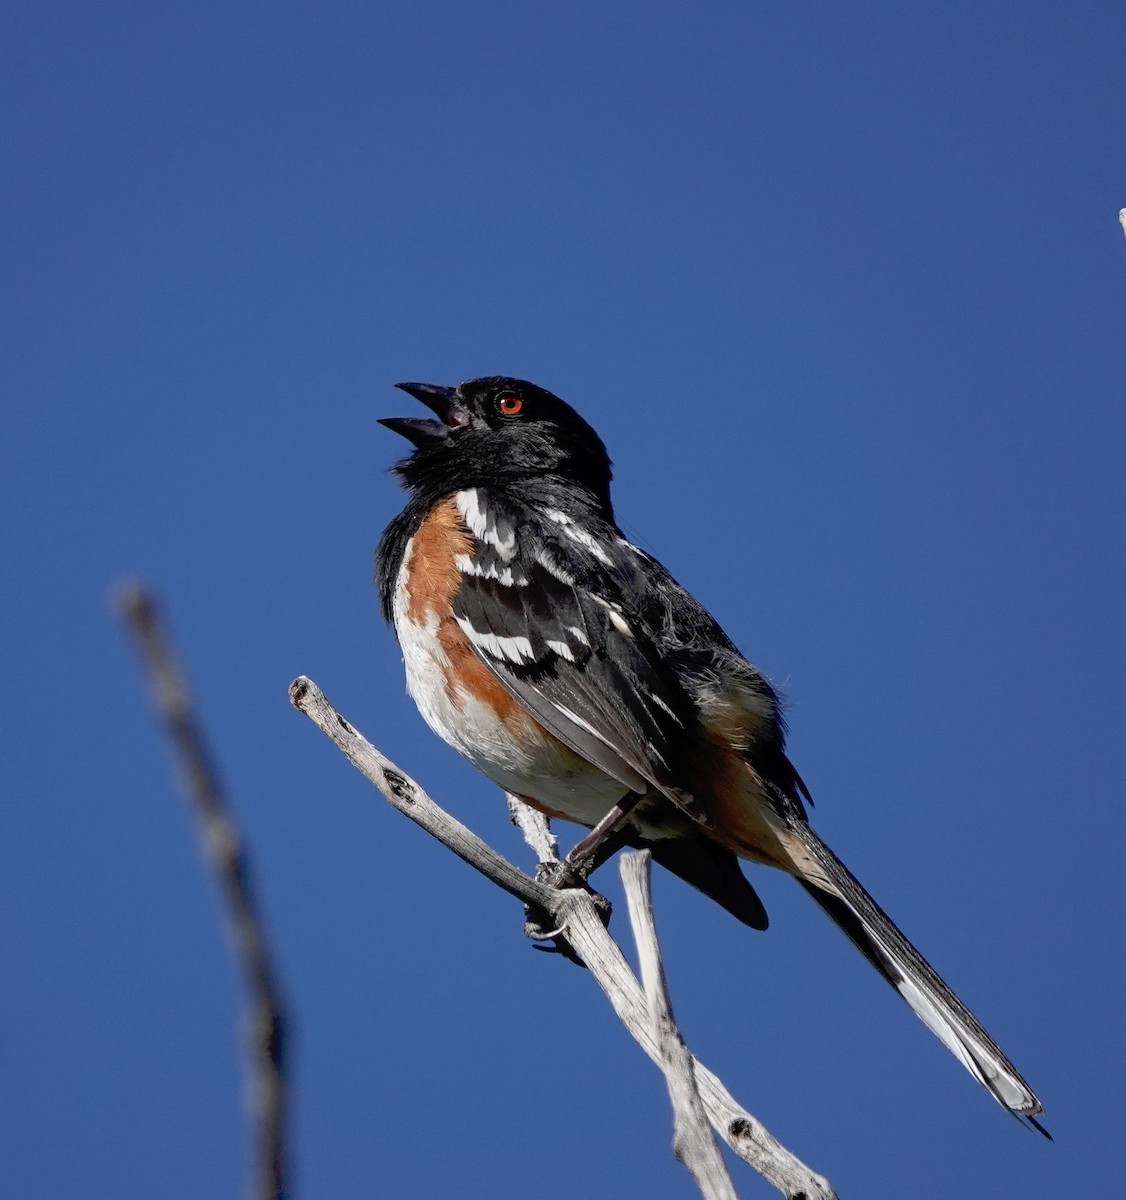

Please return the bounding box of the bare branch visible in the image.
[119,585,289,1200]
[288,676,553,911]
[558,891,835,1199]
[291,675,837,1200]
[623,851,739,1200]
[507,792,559,864]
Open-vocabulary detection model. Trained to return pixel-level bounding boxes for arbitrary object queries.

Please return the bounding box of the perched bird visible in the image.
[376,375,1045,1133]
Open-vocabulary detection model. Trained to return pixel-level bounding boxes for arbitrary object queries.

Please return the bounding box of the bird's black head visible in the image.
[380,376,613,512]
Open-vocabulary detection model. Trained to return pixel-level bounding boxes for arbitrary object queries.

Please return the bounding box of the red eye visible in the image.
[497,394,523,416]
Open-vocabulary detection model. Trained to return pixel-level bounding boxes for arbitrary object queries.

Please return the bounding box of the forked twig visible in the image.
[291,674,835,1200]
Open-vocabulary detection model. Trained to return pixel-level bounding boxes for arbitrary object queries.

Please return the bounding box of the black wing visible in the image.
[449,493,707,821]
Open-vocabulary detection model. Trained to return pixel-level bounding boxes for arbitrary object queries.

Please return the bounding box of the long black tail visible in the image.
[792,822,1047,1134]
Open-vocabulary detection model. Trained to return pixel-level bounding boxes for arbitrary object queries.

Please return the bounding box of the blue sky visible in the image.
[3,2,1124,1197]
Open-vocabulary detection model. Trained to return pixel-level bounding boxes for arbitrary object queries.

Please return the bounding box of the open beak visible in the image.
[378,382,471,446]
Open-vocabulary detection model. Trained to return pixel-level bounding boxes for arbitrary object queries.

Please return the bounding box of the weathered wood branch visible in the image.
[624,854,739,1200]
[622,851,739,1200]
[119,585,289,1200]
[290,675,837,1200]
[507,792,559,865]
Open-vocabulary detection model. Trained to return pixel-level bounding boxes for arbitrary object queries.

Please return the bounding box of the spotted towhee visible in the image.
[376,375,1045,1133]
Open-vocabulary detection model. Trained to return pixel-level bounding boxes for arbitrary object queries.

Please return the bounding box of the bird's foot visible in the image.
[523,860,612,964]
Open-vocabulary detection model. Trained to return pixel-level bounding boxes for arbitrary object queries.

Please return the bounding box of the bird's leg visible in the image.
[508,794,614,955]
[527,793,644,956]
[546,791,645,890]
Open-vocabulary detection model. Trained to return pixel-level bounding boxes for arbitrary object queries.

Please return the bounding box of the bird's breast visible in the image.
[392,501,629,824]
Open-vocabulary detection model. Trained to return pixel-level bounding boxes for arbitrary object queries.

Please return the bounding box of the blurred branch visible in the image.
[291,674,836,1200]
[119,585,289,1200]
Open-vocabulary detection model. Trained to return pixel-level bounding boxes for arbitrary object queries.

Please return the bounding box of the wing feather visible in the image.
[451,513,704,817]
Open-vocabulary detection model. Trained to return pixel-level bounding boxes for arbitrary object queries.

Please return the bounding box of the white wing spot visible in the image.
[455,616,535,665]
[535,547,576,586]
[608,610,633,638]
[455,488,517,560]
[454,554,526,585]
[490,518,516,558]
[455,489,488,540]
[647,691,683,724]
[546,508,614,565]
[545,639,576,662]
[553,702,617,750]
